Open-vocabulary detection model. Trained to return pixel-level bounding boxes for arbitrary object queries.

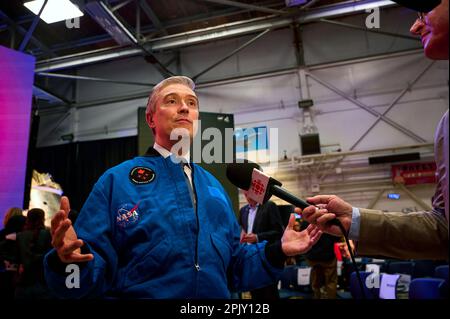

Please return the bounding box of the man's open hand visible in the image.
[51,196,94,263]
[281,214,322,256]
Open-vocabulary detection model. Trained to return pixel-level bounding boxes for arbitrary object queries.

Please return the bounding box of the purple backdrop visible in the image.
[0,46,35,225]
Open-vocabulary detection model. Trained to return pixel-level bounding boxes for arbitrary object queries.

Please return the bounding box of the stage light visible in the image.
[24,0,83,24]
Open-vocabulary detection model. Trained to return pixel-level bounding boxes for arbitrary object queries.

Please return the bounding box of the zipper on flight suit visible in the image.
[182,163,201,272]
[192,169,200,272]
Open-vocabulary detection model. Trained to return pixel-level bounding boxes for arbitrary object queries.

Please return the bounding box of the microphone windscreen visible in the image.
[226,160,262,190]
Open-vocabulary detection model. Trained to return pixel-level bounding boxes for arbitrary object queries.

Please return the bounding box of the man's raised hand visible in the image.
[50,196,94,263]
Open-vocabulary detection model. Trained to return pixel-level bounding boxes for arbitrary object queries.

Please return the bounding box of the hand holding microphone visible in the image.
[226,161,365,296]
[297,195,353,237]
[226,161,322,255]
[226,161,343,234]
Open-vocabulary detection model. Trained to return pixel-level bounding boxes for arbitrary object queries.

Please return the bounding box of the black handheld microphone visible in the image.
[226,160,365,298]
[226,161,339,226]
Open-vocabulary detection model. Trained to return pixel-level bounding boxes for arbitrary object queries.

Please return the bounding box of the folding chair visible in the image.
[387,261,413,276]
[409,278,447,299]
[349,271,380,299]
[434,265,449,284]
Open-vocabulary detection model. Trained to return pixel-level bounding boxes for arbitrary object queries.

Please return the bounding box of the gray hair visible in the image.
[145,76,196,117]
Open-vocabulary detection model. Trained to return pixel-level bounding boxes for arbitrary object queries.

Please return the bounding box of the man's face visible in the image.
[410,0,449,60]
[244,191,257,207]
[148,83,199,147]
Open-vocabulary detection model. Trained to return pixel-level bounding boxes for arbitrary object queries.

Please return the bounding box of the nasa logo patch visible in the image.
[129,166,155,185]
[116,203,140,228]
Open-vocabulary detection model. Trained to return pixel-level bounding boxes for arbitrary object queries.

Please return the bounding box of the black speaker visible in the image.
[368,152,420,165]
[300,133,321,155]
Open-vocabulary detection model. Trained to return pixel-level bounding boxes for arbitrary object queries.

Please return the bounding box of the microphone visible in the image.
[226,162,311,209]
[226,160,364,297]
[226,161,339,225]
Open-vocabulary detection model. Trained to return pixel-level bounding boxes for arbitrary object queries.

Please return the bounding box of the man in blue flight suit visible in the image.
[44,76,322,298]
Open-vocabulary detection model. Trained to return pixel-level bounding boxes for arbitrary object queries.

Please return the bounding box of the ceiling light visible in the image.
[24,0,83,24]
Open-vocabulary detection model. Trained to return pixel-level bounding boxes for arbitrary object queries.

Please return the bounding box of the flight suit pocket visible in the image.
[124,238,172,287]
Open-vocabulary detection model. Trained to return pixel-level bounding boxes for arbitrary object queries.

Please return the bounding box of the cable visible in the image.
[301,215,367,299]
[332,219,367,299]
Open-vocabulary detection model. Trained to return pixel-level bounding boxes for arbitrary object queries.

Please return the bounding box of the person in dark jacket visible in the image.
[0,213,26,299]
[239,190,284,299]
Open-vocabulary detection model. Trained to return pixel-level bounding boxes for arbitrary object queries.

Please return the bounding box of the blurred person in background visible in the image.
[15,208,52,299]
[0,208,26,299]
[239,190,284,299]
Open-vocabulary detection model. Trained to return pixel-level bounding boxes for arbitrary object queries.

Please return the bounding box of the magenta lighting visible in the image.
[0,46,35,223]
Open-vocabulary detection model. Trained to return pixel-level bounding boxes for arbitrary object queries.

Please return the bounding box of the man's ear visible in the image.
[146,112,155,128]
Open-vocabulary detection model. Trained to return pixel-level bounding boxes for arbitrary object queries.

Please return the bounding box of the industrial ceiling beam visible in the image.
[38,66,299,111]
[0,16,34,32]
[317,60,433,181]
[349,61,433,150]
[301,0,320,9]
[192,28,272,81]
[136,0,141,39]
[306,71,427,143]
[291,23,305,67]
[111,0,134,12]
[296,142,434,160]
[159,0,281,30]
[35,0,397,72]
[84,0,173,77]
[30,1,280,56]
[36,47,141,72]
[0,9,56,57]
[320,19,419,41]
[86,0,138,45]
[33,84,71,105]
[29,7,235,55]
[36,71,155,87]
[41,49,437,112]
[19,0,48,52]
[200,0,285,15]
[29,33,116,56]
[139,0,168,36]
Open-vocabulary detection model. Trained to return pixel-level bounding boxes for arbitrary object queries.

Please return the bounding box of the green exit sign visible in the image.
[298,99,314,109]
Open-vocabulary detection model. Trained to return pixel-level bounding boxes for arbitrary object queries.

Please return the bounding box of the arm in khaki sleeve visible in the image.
[357,209,448,260]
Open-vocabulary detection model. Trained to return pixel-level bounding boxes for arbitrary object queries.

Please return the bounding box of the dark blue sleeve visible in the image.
[228,220,284,292]
[214,182,284,291]
[44,180,118,298]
